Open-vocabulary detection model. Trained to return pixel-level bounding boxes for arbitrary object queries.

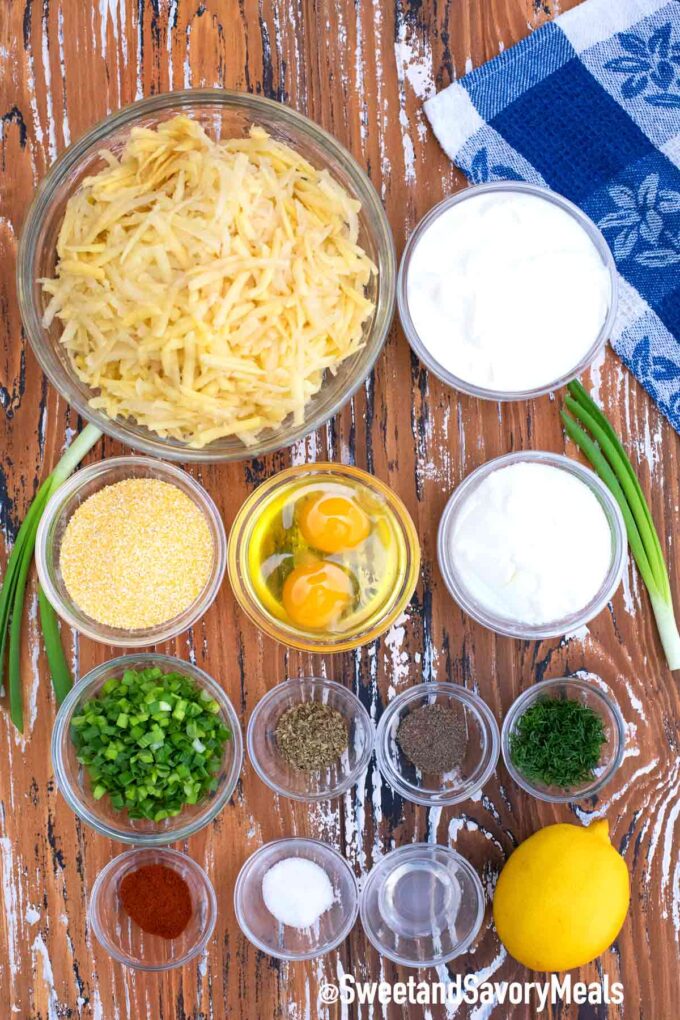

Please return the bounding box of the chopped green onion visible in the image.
[71,667,231,820]
[561,380,680,671]
[0,423,102,730]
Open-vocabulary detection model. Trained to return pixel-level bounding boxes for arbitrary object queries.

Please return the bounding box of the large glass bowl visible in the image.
[52,653,243,845]
[397,181,618,402]
[17,90,396,463]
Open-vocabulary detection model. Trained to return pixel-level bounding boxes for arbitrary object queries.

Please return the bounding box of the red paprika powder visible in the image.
[119,863,193,939]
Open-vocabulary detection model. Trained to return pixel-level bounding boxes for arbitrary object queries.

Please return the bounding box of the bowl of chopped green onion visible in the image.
[501,676,625,803]
[52,653,243,844]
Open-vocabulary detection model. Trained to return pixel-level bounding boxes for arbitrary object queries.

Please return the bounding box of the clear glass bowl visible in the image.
[501,676,625,802]
[17,89,395,463]
[247,677,374,801]
[360,843,485,967]
[227,463,420,653]
[437,451,627,640]
[234,838,359,961]
[397,181,618,401]
[375,682,500,806]
[35,456,226,646]
[52,653,243,845]
[89,847,217,970]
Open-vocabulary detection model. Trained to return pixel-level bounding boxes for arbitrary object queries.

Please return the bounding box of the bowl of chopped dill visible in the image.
[501,676,625,803]
[52,653,243,844]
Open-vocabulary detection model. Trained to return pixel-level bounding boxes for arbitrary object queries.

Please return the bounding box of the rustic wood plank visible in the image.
[0,0,678,1016]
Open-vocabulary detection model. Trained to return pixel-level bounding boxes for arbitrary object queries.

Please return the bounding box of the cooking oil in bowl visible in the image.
[229,465,420,652]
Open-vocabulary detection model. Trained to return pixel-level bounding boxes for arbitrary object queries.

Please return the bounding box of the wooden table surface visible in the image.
[1,0,679,1017]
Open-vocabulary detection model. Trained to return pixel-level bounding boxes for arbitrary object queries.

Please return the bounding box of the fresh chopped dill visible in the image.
[509,696,606,789]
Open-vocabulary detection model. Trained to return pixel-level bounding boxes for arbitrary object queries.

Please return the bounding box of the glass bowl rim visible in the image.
[437,450,628,640]
[233,836,360,961]
[246,676,375,802]
[397,180,619,402]
[227,462,421,652]
[500,675,626,803]
[51,651,244,845]
[87,846,217,971]
[35,455,227,647]
[359,841,486,967]
[17,88,396,463]
[375,681,500,806]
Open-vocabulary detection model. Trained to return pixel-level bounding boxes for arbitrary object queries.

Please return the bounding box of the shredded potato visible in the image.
[42,116,376,447]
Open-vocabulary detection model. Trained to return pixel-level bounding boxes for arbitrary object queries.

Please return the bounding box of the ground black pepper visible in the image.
[396,702,467,773]
[276,702,348,770]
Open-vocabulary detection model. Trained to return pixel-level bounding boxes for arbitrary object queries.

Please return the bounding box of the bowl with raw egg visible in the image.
[227,464,420,652]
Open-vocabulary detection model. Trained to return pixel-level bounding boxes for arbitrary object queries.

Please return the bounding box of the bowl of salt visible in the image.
[234,838,359,961]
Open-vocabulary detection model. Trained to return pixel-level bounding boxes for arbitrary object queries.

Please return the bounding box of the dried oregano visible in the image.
[276,702,348,770]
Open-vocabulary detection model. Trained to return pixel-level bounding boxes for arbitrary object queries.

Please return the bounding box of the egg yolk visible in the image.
[298,495,371,553]
[282,561,354,629]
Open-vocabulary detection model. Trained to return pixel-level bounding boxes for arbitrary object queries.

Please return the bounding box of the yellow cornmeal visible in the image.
[59,479,214,630]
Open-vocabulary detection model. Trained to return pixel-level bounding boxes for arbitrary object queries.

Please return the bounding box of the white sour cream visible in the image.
[448,462,612,626]
[405,190,612,392]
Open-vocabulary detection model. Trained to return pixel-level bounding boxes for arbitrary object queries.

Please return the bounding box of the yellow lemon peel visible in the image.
[493,819,629,971]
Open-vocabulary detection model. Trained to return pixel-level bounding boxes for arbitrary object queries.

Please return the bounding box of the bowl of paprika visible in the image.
[88,847,217,970]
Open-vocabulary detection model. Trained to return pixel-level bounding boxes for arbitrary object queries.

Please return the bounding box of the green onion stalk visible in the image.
[562,380,680,672]
[0,423,103,730]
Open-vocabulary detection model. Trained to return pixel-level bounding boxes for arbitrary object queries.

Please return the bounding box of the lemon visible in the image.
[493,819,629,971]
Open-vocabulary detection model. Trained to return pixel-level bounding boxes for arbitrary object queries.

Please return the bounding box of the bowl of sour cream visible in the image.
[398,182,617,400]
[437,451,627,639]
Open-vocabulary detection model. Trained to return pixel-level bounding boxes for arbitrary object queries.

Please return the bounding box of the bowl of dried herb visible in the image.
[501,676,625,803]
[247,677,374,801]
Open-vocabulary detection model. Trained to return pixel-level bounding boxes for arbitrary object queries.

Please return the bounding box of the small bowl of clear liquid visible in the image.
[360,843,485,967]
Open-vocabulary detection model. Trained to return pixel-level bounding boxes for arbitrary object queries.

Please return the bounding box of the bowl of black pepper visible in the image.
[376,683,500,806]
[247,677,375,801]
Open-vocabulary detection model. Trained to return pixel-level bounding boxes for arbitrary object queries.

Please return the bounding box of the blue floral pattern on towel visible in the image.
[632,335,680,384]
[598,173,680,267]
[605,22,680,108]
[469,148,524,184]
[629,335,680,427]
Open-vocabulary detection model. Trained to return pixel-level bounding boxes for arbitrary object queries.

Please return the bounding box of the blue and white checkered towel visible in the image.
[424,0,680,432]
